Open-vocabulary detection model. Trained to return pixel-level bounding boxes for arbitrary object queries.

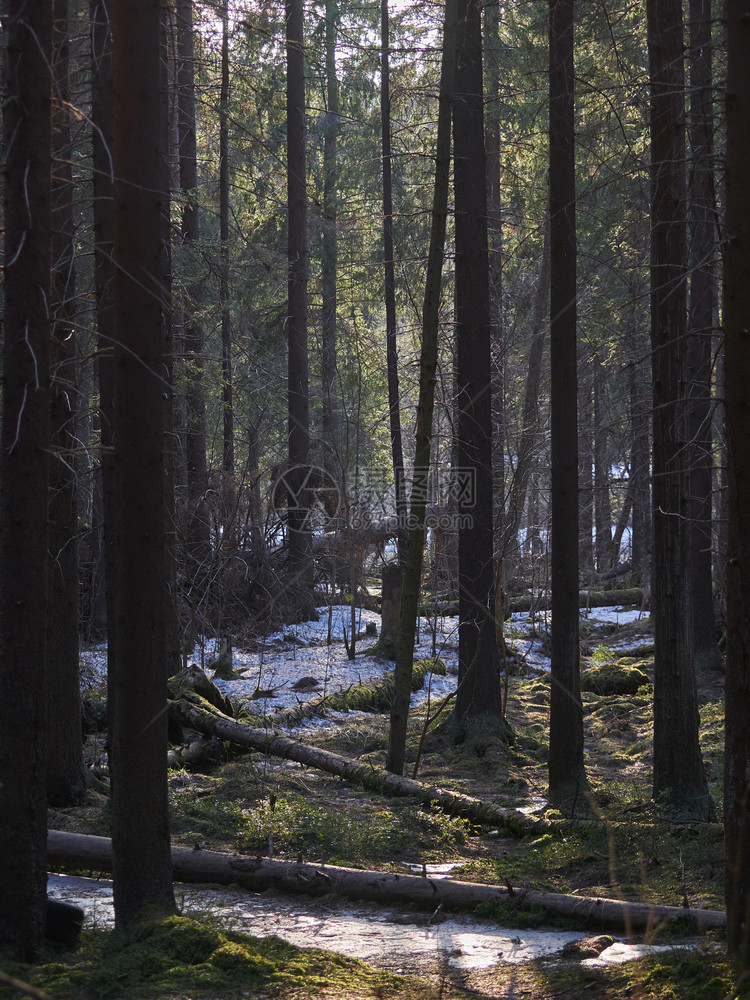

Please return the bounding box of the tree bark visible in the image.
[111,0,176,927]
[484,0,505,565]
[627,337,651,580]
[177,0,211,582]
[501,222,550,582]
[723,0,750,962]
[593,353,614,575]
[47,830,726,933]
[381,0,407,571]
[286,0,313,589]
[686,0,719,671]
[647,0,710,818]
[386,0,458,774]
[548,0,588,811]
[321,0,340,481]
[0,0,52,960]
[91,0,117,809]
[453,0,508,729]
[48,0,87,807]
[220,0,234,478]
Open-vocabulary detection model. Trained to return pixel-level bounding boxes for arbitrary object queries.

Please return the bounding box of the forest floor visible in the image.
[9,596,745,1000]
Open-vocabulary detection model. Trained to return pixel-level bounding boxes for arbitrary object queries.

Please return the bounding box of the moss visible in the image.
[209,941,277,974]
[581,662,652,696]
[137,914,224,964]
[320,658,446,714]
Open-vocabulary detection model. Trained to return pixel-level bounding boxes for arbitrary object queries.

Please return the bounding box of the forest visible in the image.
[1,0,750,996]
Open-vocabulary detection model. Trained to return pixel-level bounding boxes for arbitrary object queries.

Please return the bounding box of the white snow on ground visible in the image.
[47,873,682,972]
[78,603,651,713]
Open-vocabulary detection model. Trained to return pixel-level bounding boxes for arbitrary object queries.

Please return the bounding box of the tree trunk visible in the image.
[548,0,588,811]
[170,677,538,835]
[723,0,750,962]
[593,352,614,575]
[177,0,211,583]
[91,0,117,804]
[452,0,507,730]
[381,0,407,571]
[220,0,234,478]
[286,0,313,590]
[321,0,340,481]
[647,0,710,818]
[578,378,594,582]
[501,222,549,583]
[47,830,726,934]
[47,0,87,807]
[386,0,458,774]
[484,0,505,601]
[0,0,52,960]
[627,337,651,580]
[686,0,719,671]
[110,0,176,927]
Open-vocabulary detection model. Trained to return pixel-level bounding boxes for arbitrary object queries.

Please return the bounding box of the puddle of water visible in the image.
[47,873,687,973]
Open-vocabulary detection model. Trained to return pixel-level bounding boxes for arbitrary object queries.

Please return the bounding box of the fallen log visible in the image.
[168,680,541,836]
[47,829,724,934]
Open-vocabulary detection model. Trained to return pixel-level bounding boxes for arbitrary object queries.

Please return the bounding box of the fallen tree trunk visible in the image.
[423,588,646,617]
[168,679,542,836]
[47,830,724,934]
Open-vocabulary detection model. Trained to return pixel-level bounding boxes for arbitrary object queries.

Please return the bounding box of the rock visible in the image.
[561,934,614,959]
[580,663,651,696]
[292,676,321,692]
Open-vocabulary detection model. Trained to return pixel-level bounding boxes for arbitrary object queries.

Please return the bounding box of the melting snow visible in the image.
[47,873,681,971]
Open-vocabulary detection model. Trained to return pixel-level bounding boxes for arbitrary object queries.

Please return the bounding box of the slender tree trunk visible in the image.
[578,378,594,582]
[381,0,407,570]
[593,352,614,575]
[548,0,588,811]
[686,0,719,670]
[0,0,52,960]
[91,0,117,778]
[48,0,87,806]
[177,0,211,580]
[453,0,507,728]
[502,222,550,582]
[723,0,750,962]
[220,0,234,478]
[161,5,181,680]
[110,0,176,927]
[386,0,458,774]
[483,0,507,640]
[321,0,340,480]
[628,333,651,580]
[647,0,710,817]
[286,0,313,590]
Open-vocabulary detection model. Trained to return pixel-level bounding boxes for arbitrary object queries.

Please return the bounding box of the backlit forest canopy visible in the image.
[151,0,659,611]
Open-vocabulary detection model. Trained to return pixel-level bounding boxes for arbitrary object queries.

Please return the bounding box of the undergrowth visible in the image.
[29,610,738,1000]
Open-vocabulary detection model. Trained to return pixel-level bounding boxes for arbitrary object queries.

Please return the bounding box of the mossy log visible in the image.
[168,677,539,837]
[421,589,646,617]
[47,830,725,933]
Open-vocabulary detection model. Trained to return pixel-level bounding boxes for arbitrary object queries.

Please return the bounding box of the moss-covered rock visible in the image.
[580,662,651,696]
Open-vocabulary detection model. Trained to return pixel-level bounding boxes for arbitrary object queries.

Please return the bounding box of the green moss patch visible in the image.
[581,662,651,696]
